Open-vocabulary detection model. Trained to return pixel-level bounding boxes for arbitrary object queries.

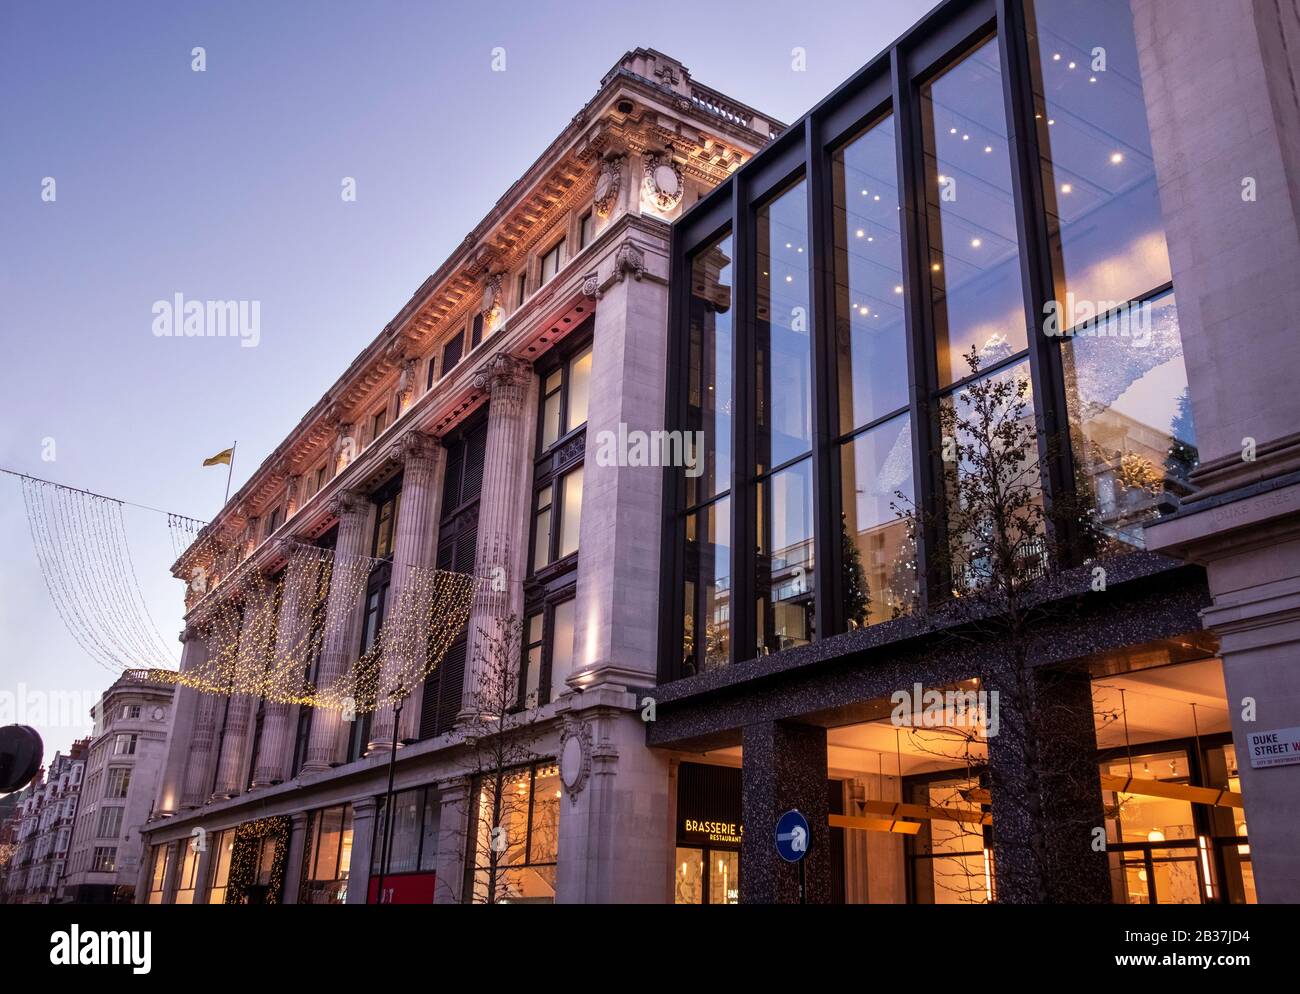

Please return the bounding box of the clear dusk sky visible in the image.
[0,0,941,766]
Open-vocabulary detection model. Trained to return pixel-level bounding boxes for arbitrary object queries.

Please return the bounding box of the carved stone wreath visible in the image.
[558,717,593,803]
[593,155,623,218]
[641,152,684,212]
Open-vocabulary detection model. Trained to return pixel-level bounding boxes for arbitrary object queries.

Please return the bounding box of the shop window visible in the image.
[369,789,437,903]
[467,763,560,903]
[174,842,201,904]
[301,803,354,905]
[207,829,234,904]
[905,775,991,904]
[147,843,172,905]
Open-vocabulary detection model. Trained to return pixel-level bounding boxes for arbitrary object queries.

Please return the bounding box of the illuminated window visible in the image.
[467,763,560,904]
[300,803,354,905]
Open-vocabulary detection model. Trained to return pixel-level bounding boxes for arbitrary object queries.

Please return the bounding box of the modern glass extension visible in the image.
[661,0,1198,680]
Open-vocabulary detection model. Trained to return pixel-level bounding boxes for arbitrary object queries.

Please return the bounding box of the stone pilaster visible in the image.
[346,797,378,904]
[281,811,311,904]
[461,354,534,716]
[740,720,830,904]
[433,776,472,904]
[211,586,274,799]
[156,626,206,814]
[986,665,1110,904]
[370,432,443,749]
[570,241,668,690]
[301,489,372,773]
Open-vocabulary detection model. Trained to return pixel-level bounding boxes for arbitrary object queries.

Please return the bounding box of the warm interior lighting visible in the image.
[1198,836,1215,899]
[1147,829,1165,843]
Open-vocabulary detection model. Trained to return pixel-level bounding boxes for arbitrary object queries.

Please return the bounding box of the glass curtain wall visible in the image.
[664,0,1194,682]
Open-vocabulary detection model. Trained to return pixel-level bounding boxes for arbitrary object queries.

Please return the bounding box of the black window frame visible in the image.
[660,0,1168,683]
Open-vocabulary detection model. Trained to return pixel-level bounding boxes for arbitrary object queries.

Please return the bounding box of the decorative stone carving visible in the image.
[482,272,505,330]
[581,271,600,299]
[385,430,440,470]
[472,353,530,395]
[326,487,367,520]
[284,474,302,516]
[654,62,680,87]
[593,154,623,218]
[614,239,646,283]
[396,356,418,409]
[333,422,357,470]
[559,717,593,803]
[641,151,684,212]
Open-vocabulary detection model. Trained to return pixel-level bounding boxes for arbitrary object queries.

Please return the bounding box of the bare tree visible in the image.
[455,616,547,904]
[893,346,1111,903]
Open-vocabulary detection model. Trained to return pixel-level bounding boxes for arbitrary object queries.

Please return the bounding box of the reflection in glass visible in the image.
[558,466,583,559]
[757,459,815,653]
[675,847,704,904]
[755,181,812,471]
[908,777,990,904]
[840,415,916,626]
[1025,0,1171,312]
[1063,292,1196,548]
[939,360,1043,592]
[687,234,734,505]
[567,346,592,432]
[833,116,909,431]
[683,497,730,675]
[922,39,1028,385]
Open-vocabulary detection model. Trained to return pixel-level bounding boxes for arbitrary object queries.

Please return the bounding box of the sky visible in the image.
[0,0,942,767]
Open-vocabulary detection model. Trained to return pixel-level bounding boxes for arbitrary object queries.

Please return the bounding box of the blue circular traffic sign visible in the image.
[774,809,810,862]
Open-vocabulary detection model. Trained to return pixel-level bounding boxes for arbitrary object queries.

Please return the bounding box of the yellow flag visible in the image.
[203,447,234,467]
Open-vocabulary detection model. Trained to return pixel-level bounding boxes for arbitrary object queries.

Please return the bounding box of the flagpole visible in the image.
[224,441,237,505]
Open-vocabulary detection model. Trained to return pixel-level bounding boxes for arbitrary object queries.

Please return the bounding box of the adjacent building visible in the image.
[61,671,175,903]
[137,48,777,904]
[1,741,88,904]
[139,0,1300,905]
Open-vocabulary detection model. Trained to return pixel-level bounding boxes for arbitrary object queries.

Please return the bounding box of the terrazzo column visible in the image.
[461,354,533,717]
[369,432,443,750]
[211,586,274,799]
[301,489,371,773]
[740,720,830,904]
[251,539,314,787]
[985,665,1110,903]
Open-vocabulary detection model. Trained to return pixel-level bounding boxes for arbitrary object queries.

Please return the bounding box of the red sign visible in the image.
[367,871,437,904]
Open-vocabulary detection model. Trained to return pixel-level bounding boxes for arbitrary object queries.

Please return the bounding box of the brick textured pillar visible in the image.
[302,489,371,773]
[370,432,443,749]
[211,586,274,799]
[740,720,830,904]
[461,354,533,716]
[986,665,1110,904]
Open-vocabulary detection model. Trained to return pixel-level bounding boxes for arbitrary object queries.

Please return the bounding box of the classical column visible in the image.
[345,797,378,904]
[301,489,371,773]
[740,720,831,904]
[369,432,443,750]
[156,626,207,814]
[211,585,274,799]
[181,637,222,808]
[985,665,1110,904]
[251,539,313,787]
[461,354,534,716]
[433,776,472,905]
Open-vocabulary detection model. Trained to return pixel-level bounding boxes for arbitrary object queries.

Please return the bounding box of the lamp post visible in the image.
[373,690,404,905]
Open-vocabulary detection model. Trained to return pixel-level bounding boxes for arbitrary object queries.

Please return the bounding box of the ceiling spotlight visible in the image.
[984,145,993,153]
[970,238,982,248]
[1068,61,1076,69]
[1111,152,1125,164]
[1052,53,1061,61]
